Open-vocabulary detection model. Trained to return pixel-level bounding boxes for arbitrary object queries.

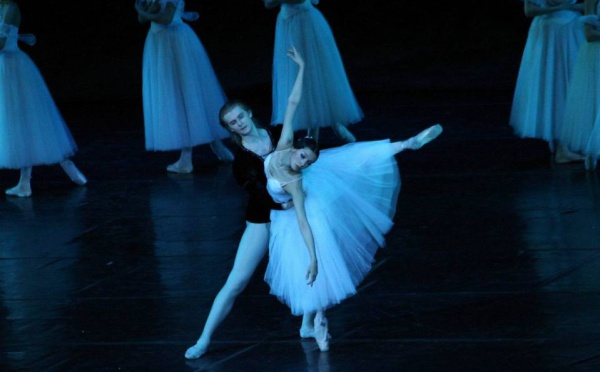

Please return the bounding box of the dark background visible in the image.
[15,1,531,108]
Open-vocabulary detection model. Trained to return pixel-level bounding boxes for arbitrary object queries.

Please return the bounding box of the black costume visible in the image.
[232,125,283,223]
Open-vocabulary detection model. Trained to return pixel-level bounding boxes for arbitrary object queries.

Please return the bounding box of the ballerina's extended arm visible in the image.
[274,47,305,152]
[272,48,317,285]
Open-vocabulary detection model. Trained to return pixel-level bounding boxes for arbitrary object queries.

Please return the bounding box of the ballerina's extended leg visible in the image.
[392,124,443,153]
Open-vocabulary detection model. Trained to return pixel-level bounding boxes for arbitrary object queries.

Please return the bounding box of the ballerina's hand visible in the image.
[287,47,305,68]
[306,260,318,286]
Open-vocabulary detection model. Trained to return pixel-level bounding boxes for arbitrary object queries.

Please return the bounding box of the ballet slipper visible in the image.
[300,326,315,339]
[60,160,87,185]
[210,141,234,163]
[405,124,443,150]
[5,184,32,198]
[184,342,207,360]
[314,312,329,352]
[166,161,193,174]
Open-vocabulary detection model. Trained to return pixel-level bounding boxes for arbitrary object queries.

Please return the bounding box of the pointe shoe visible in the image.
[314,313,329,352]
[166,161,193,174]
[5,185,32,198]
[300,326,315,339]
[210,141,234,163]
[184,343,207,360]
[61,160,87,185]
[406,124,443,150]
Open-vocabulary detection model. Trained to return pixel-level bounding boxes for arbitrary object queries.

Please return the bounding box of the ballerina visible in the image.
[264,0,363,143]
[0,0,87,197]
[510,0,585,164]
[135,0,233,173]
[263,47,442,351]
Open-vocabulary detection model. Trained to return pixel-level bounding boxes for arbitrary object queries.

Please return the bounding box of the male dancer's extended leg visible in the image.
[185,222,269,359]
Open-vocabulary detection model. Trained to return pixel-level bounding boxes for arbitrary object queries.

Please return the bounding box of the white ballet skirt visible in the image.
[264,140,400,315]
[510,2,584,143]
[141,0,229,151]
[558,41,600,153]
[269,0,363,130]
[0,6,77,169]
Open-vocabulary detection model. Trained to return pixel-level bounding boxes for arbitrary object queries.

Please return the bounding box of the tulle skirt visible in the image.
[270,4,363,130]
[265,140,400,315]
[558,41,600,153]
[0,50,77,169]
[142,21,229,151]
[510,11,584,142]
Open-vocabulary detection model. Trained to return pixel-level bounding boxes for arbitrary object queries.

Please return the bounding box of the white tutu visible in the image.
[142,1,229,151]
[558,41,600,153]
[0,24,77,169]
[270,1,363,130]
[510,8,584,142]
[264,140,400,315]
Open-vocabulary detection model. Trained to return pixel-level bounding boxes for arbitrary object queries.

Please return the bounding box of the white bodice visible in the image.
[264,153,295,204]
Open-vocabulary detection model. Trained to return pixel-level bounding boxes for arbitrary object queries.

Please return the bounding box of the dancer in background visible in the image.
[0,0,87,197]
[510,0,585,163]
[263,48,442,352]
[264,0,362,143]
[135,0,233,173]
[579,0,600,170]
[558,0,600,168]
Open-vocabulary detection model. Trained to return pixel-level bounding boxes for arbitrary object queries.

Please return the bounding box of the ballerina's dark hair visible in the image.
[218,100,265,146]
[293,136,320,157]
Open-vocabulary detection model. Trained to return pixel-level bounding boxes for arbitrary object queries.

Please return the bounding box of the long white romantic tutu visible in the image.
[558,41,600,153]
[0,29,77,169]
[510,9,584,142]
[264,140,400,315]
[270,1,363,130]
[142,4,229,151]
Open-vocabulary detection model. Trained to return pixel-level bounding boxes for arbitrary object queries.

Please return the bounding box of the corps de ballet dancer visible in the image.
[135,0,234,173]
[510,0,585,164]
[0,0,87,197]
[264,0,362,143]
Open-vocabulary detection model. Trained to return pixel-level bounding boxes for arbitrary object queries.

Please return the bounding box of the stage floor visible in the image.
[1,89,599,371]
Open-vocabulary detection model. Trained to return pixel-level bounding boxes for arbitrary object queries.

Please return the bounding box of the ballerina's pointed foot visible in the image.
[5,185,32,198]
[406,124,443,150]
[314,313,330,352]
[167,161,193,174]
[61,160,87,185]
[184,343,207,360]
